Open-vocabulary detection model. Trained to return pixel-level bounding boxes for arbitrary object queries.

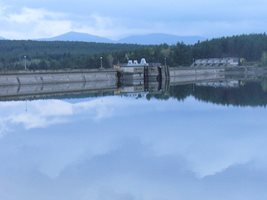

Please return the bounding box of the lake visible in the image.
[0,77,267,200]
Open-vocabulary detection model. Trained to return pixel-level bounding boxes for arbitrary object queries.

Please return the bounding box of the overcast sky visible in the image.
[0,0,267,39]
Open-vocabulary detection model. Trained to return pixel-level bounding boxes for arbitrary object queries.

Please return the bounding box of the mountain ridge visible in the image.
[1,32,204,44]
[39,31,113,43]
[118,33,204,45]
[38,32,204,45]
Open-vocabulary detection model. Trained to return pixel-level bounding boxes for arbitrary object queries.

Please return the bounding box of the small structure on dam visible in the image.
[192,57,240,67]
[120,58,150,69]
[114,58,169,86]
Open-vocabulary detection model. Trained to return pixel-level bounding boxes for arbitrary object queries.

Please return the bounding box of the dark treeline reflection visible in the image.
[149,81,267,107]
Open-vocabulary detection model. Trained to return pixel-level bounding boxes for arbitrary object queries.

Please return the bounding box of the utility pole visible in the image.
[24,56,27,70]
[164,57,167,66]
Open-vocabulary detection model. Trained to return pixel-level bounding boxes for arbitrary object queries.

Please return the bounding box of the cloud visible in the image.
[0,97,141,131]
[6,7,65,23]
[0,119,9,138]
[0,5,126,39]
[0,0,267,39]
[0,6,72,39]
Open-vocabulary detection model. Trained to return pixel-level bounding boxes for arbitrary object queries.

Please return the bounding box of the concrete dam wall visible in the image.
[0,69,117,86]
[169,67,225,77]
[0,67,227,100]
[0,81,117,101]
[168,67,225,85]
[0,67,225,86]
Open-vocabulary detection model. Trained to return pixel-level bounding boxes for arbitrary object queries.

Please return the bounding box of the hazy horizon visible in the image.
[0,31,206,41]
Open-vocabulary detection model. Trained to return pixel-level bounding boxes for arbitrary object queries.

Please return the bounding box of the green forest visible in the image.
[1,33,267,70]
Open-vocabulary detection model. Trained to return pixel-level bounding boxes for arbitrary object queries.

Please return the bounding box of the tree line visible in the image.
[1,33,267,70]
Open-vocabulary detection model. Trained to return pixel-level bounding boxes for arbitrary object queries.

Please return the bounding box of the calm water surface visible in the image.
[0,80,267,200]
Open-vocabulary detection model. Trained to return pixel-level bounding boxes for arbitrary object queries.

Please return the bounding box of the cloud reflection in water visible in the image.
[0,96,267,200]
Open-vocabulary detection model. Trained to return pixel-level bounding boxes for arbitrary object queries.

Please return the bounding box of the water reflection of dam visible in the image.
[0,76,226,102]
[0,67,263,101]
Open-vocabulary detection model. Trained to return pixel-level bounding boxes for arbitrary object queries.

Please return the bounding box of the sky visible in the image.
[0,0,267,40]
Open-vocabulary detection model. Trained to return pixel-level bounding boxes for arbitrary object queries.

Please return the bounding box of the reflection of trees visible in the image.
[147,84,193,101]
[261,79,267,92]
[193,82,267,107]
[261,52,267,66]
[169,85,193,101]
[150,81,267,107]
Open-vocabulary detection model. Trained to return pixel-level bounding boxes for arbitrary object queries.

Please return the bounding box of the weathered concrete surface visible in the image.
[0,81,117,101]
[168,67,225,86]
[0,67,227,101]
[169,67,225,77]
[1,66,225,86]
[0,69,117,86]
[170,74,225,86]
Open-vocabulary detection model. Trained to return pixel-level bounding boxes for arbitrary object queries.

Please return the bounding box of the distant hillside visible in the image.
[118,33,204,45]
[1,33,266,71]
[0,40,142,57]
[0,40,143,70]
[0,36,5,40]
[38,32,203,45]
[40,31,113,43]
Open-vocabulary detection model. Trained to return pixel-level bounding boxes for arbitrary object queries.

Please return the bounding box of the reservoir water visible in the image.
[0,77,267,200]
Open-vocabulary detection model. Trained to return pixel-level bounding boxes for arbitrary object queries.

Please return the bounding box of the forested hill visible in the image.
[0,40,144,70]
[0,34,267,70]
[192,34,267,62]
[104,33,267,67]
[0,40,143,57]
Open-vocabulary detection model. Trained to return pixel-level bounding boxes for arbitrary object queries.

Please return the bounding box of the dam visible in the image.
[0,69,117,86]
[0,65,228,101]
[7,56,264,101]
